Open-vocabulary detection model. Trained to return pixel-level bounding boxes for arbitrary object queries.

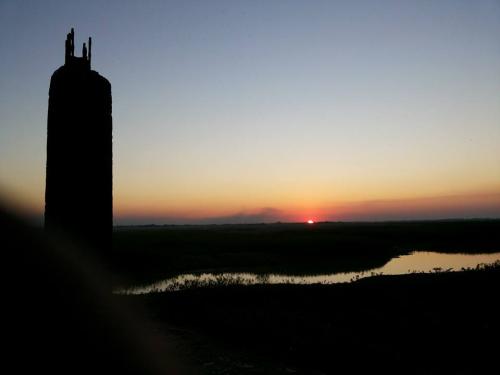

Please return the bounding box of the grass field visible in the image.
[110,220,500,373]
[112,220,500,285]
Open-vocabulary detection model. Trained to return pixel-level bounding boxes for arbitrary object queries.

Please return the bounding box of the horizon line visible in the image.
[114,217,500,228]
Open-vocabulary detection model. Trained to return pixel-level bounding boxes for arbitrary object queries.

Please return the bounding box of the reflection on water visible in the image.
[120,251,500,295]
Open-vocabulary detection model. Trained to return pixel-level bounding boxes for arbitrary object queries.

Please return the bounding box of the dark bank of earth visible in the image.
[127,266,500,375]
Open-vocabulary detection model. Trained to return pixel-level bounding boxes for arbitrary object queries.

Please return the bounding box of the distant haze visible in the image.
[1,1,499,225]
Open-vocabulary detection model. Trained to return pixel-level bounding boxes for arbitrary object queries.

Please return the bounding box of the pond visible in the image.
[120,251,500,295]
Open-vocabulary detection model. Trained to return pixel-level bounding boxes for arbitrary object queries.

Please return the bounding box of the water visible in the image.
[120,251,500,295]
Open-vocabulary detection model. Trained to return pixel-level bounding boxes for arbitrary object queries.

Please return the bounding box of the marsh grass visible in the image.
[118,259,500,295]
[112,220,500,286]
[136,258,500,375]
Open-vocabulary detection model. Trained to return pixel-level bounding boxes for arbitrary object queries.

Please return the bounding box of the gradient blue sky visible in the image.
[1,0,500,224]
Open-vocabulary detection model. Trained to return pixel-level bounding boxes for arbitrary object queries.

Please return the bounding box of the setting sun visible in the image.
[307,220,315,224]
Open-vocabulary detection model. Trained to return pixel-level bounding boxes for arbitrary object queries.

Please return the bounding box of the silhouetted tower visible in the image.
[45,29,112,256]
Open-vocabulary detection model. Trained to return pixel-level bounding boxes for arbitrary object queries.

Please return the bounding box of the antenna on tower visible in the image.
[65,32,71,64]
[70,28,75,56]
[88,37,92,68]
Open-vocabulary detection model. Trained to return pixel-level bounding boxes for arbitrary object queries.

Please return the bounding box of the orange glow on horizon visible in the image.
[110,189,500,224]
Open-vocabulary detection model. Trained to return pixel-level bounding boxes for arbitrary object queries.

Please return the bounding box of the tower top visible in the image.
[64,28,92,70]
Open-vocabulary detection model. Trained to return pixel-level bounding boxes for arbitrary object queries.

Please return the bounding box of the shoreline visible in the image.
[128,263,500,374]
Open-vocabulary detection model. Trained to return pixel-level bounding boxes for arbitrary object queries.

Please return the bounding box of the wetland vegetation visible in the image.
[110,220,500,374]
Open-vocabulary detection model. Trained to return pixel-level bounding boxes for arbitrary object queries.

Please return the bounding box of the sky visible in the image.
[1,0,500,224]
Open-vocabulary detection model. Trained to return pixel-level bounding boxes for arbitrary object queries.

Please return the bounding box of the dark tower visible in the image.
[45,29,112,257]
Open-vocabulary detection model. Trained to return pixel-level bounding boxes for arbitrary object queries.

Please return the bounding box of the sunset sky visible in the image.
[1,0,499,224]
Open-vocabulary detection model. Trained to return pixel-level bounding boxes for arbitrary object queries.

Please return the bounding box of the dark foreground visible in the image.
[131,264,500,375]
[5,209,500,374]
